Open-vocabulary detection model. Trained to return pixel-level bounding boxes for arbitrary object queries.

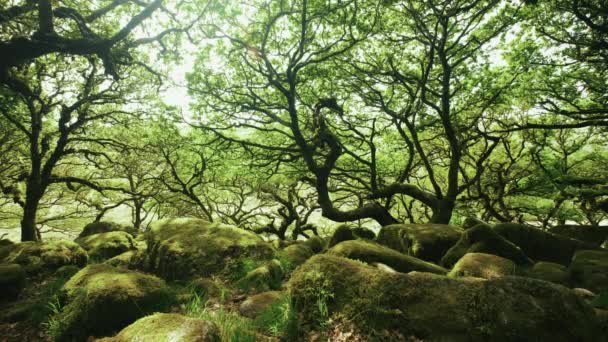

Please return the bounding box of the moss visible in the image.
[0,239,14,247]
[327,239,447,275]
[352,227,376,240]
[289,254,601,341]
[79,221,137,238]
[303,236,326,253]
[146,218,275,280]
[99,313,220,342]
[240,291,284,318]
[189,277,222,299]
[76,231,137,260]
[462,217,488,229]
[0,240,88,273]
[51,264,170,341]
[279,243,314,267]
[448,253,518,280]
[377,224,463,263]
[569,250,608,293]
[493,223,599,265]
[440,224,532,268]
[0,263,25,300]
[550,225,608,246]
[104,250,146,270]
[236,259,284,293]
[328,224,355,248]
[524,262,569,285]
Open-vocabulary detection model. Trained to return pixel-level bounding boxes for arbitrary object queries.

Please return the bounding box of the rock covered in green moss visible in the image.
[104,250,146,270]
[524,261,569,285]
[76,231,136,260]
[569,250,608,293]
[303,236,326,253]
[79,221,137,238]
[0,240,87,273]
[0,263,25,300]
[327,239,447,275]
[98,313,220,342]
[377,224,463,263]
[0,239,14,247]
[328,224,356,248]
[280,243,314,267]
[53,264,169,341]
[145,218,275,280]
[190,277,221,298]
[289,254,601,341]
[239,291,283,318]
[462,217,488,229]
[448,253,518,279]
[493,223,597,265]
[236,259,284,293]
[550,225,608,247]
[352,227,376,240]
[440,224,532,268]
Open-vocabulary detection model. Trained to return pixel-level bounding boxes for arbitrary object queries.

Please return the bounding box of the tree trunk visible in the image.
[133,200,143,231]
[429,199,455,224]
[21,195,40,241]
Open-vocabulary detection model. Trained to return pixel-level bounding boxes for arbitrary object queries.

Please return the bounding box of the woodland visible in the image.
[0,0,607,341]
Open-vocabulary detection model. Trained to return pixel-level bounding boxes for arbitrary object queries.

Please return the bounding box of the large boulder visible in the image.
[279,243,314,267]
[79,221,136,238]
[289,254,601,341]
[569,250,608,293]
[550,225,608,247]
[235,259,284,293]
[303,236,326,253]
[75,231,137,260]
[104,250,146,270]
[146,218,275,280]
[448,253,518,280]
[328,224,356,248]
[239,291,284,318]
[327,239,447,275]
[52,264,169,341]
[98,313,220,342]
[0,263,25,301]
[524,262,569,285]
[0,240,87,273]
[493,223,597,265]
[377,224,463,263]
[440,224,532,268]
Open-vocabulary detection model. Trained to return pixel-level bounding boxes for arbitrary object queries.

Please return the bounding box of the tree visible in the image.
[189,0,521,226]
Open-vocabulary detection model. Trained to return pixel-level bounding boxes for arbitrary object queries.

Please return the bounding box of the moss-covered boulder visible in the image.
[0,240,87,273]
[327,239,447,275]
[0,239,14,247]
[52,264,169,341]
[440,224,532,268]
[303,236,326,253]
[462,217,488,229]
[190,277,222,299]
[524,262,569,285]
[493,223,598,265]
[236,259,284,293]
[79,221,137,238]
[145,218,275,280]
[328,224,356,248]
[239,291,283,318]
[76,231,137,260]
[550,225,608,247]
[99,313,220,342]
[0,263,25,301]
[352,227,376,240]
[569,250,608,293]
[279,243,314,267]
[377,224,463,263]
[104,250,146,270]
[448,253,517,280]
[289,254,601,341]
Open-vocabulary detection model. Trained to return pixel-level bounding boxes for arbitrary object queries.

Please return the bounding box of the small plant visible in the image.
[228,257,262,282]
[295,270,334,328]
[253,294,298,338]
